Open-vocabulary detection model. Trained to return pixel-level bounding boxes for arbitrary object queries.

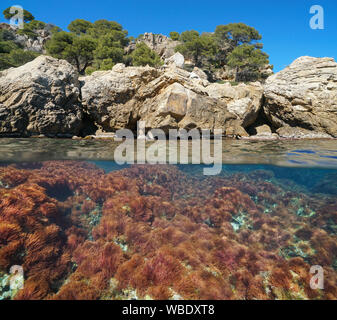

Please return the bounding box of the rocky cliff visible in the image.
[264,56,337,138]
[0,55,82,137]
[139,33,180,60]
[81,62,263,136]
[0,55,336,139]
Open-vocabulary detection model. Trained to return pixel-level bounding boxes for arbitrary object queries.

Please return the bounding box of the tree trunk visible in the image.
[80,61,89,75]
[75,58,80,74]
[235,67,239,82]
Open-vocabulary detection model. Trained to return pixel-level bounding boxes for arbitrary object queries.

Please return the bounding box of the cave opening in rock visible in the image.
[79,113,98,137]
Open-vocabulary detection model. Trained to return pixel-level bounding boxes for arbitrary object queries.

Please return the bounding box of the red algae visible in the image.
[0,162,336,300]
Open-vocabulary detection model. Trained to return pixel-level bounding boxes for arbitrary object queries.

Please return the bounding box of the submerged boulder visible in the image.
[263,56,337,138]
[0,55,82,137]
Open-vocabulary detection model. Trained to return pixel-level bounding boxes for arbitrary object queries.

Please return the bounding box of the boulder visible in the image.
[81,64,161,131]
[165,52,185,68]
[0,55,82,136]
[263,56,337,138]
[82,63,263,136]
[276,126,332,139]
[255,124,272,135]
[137,33,180,59]
[189,67,208,81]
[140,82,233,133]
[205,82,264,128]
[244,124,278,140]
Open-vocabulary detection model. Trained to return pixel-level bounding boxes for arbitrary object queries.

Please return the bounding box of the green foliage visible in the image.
[227,44,269,81]
[93,33,125,69]
[46,19,130,73]
[3,7,34,22]
[0,56,13,70]
[94,33,125,59]
[130,43,163,67]
[0,13,270,81]
[67,19,129,46]
[179,30,199,43]
[68,19,93,35]
[229,81,239,86]
[169,31,180,41]
[46,31,97,74]
[85,66,96,75]
[0,28,39,71]
[50,26,62,34]
[0,47,39,70]
[0,38,18,54]
[65,36,97,73]
[7,49,39,66]
[214,23,262,47]
[17,20,46,39]
[88,20,128,45]
[46,31,74,58]
[175,31,217,68]
[0,29,15,41]
[123,54,133,67]
[174,23,269,81]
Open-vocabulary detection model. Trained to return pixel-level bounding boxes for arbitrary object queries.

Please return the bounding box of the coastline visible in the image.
[1,55,336,141]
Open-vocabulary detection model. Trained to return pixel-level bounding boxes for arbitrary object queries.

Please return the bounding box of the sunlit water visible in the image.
[0,138,336,300]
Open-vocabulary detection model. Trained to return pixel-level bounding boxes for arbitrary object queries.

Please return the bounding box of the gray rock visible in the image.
[205,82,264,128]
[81,65,161,131]
[189,67,208,82]
[165,52,185,68]
[81,63,263,136]
[192,67,208,80]
[1,54,335,140]
[135,32,180,60]
[245,124,279,140]
[0,23,51,54]
[263,56,337,138]
[276,126,333,139]
[0,55,82,136]
[255,124,273,135]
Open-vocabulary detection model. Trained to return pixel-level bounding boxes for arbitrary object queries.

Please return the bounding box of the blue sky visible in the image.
[1,0,336,71]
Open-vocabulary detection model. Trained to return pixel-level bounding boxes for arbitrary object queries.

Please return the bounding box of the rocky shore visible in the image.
[0,54,336,139]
